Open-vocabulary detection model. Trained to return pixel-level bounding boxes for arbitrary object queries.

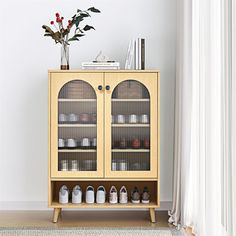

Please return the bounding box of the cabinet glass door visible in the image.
[105,73,158,178]
[50,73,104,178]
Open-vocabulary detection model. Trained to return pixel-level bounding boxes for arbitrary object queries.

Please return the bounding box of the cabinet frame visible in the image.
[48,70,160,223]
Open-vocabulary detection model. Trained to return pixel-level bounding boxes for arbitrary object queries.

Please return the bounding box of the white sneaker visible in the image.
[119,186,128,204]
[59,185,69,204]
[109,186,118,204]
[86,186,95,204]
[72,185,82,204]
[96,186,106,204]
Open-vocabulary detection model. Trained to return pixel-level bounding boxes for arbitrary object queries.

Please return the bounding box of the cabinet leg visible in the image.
[149,208,156,223]
[53,208,61,223]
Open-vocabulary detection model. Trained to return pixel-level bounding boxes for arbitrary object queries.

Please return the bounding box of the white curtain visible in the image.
[231,1,236,235]
[231,1,236,236]
[169,0,234,235]
[168,0,192,227]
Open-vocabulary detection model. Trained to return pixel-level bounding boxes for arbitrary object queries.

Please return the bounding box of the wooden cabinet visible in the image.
[48,70,160,223]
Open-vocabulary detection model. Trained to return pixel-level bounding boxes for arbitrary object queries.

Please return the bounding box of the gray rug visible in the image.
[0,227,186,236]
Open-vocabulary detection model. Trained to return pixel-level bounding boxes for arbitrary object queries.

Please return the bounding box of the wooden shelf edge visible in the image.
[58,124,96,127]
[50,178,159,181]
[112,124,150,127]
[50,201,159,209]
[49,70,160,73]
[58,99,96,102]
[112,99,150,102]
[58,149,96,153]
[112,149,149,152]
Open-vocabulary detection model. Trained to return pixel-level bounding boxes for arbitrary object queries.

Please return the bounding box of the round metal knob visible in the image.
[105,85,110,91]
[98,85,103,91]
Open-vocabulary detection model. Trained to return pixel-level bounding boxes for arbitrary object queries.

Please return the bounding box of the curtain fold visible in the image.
[168,0,192,226]
[232,2,236,235]
[169,0,234,235]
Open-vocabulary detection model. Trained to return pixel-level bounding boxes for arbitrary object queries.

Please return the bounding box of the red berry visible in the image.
[50,21,54,25]
[56,17,62,23]
[55,13,60,17]
[68,20,72,24]
[61,17,64,20]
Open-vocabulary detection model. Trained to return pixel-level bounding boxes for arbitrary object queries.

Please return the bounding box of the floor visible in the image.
[0,210,194,235]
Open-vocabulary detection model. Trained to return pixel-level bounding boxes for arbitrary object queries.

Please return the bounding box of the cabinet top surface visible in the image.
[48,70,160,73]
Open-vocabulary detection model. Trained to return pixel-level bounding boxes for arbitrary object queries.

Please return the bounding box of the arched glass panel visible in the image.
[58,80,97,172]
[111,80,150,171]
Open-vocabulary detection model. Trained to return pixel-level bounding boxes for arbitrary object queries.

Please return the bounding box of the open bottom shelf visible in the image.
[50,180,159,212]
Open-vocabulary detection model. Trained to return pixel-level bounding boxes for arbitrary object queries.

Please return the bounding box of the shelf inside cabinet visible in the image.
[112,149,150,153]
[112,124,150,128]
[58,124,96,128]
[112,99,150,102]
[58,149,96,153]
[58,99,96,102]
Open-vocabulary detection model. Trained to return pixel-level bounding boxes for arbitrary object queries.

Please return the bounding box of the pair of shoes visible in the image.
[59,185,82,204]
[131,186,150,204]
[109,186,128,204]
[86,186,106,204]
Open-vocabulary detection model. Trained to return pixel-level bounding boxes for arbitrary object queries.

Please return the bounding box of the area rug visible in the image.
[0,227,186,236]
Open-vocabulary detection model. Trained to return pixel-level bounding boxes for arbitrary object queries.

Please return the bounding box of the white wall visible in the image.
[0,0,176,208]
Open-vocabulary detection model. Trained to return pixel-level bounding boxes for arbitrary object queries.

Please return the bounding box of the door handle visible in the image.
[105,85,110,91]
[98,85,103,91]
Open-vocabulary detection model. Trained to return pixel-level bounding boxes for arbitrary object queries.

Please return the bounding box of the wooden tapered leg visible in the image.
[149,208,156,223]
[53,208,61,223]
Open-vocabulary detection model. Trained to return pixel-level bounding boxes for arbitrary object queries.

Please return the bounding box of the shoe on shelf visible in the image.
[141,186,150,204]
[59,185,69,204]
[109,186,118,204]
[72,185,82,204]
[131,186,140,204]
[96,186,106,204]
[86,186,95,204]
[119,186,128,204]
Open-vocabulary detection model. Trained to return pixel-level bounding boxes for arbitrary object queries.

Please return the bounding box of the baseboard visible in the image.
[0,201,172,211]
[0,201,48,211]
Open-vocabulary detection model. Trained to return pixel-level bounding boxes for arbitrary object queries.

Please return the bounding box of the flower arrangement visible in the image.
[42,7,100,69]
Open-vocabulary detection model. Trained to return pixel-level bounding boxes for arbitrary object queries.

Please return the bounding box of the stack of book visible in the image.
[82,61,120,70]
[125,38,145,70]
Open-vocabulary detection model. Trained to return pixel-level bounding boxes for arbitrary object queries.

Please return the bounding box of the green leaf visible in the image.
[87,7,101,13]
[75,16,84,27]
[77,9,82,12]
[74,34,85,37]
[80,12,90,18]
[76,27,84,33]
[68,37,79,42]
[44,33,52,37]
[83,25,95,31]
[85,11,91,17]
